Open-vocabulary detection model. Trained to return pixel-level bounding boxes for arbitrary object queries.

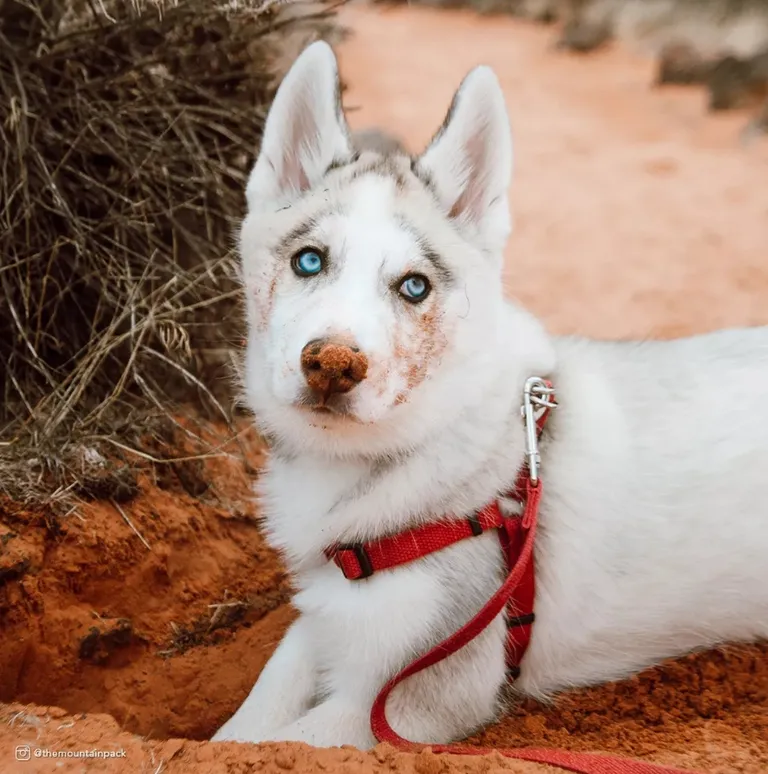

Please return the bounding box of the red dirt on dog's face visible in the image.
[392,306,450,406]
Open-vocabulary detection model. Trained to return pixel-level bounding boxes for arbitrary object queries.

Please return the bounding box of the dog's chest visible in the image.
[258,453,374,567]
[259,453,469,685]
[293,557,454,689]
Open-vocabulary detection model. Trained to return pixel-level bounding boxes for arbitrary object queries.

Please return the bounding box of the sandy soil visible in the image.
[2,4,768,773]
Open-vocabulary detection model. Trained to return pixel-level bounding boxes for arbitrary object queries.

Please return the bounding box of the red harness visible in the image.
[323,382,702,774]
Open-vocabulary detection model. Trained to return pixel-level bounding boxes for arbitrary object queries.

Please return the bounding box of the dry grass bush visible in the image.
[0,0,346,506]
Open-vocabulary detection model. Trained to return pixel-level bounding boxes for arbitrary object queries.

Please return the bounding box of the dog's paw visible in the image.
[210,718,273,744]
[210,726,241,743]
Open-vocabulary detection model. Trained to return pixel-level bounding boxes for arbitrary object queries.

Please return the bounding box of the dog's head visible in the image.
[240,42,519,456]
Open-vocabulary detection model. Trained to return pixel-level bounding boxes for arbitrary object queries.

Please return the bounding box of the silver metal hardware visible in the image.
[521,376,557,486]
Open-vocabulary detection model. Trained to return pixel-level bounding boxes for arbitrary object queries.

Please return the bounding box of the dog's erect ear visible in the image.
[246,41,352,208]
[414,66,513,251]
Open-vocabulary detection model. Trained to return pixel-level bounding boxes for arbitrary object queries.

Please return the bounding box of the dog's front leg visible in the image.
[211,617,317,743]
[261,695,377,750]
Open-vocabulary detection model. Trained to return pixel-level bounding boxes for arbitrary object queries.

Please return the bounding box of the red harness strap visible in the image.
[323,389,702,774]
[326,480,537,682]
[327,505,508,581]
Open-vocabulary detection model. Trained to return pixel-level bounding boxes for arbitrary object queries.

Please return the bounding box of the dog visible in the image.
[212,40,768,749]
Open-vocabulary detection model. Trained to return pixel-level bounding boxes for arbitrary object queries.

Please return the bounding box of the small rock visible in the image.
[274,748,296,770]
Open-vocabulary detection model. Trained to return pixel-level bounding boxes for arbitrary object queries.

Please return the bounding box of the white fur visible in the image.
[212,41,768,749]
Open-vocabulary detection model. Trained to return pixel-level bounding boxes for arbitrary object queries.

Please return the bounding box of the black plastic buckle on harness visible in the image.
[506,612,535,629]
[505,614,535,682]
[467,512,484,536]
[335,543,374,580]
[506,665,521,681]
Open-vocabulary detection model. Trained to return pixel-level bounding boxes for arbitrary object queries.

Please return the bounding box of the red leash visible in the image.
[325,380,702,774]
[367,477,698,773]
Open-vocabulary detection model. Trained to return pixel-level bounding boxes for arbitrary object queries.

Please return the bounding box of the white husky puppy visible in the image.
[212,40,768,749]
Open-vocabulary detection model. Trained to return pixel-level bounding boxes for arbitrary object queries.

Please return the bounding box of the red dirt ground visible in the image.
[2,4,768,772]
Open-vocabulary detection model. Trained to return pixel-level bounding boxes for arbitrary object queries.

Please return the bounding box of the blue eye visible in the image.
[398,274,431,303]
[292,248,325,277]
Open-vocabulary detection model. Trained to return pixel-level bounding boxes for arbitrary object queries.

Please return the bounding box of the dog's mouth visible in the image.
[295,391,357,421]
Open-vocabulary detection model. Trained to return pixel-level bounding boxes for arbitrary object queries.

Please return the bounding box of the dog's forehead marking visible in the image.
[300,173,408,259]
[270,175,452,310]
[280,210,333,247]
[328,174,456,286]
[320,154,454,280]
[325,149,422,195]
[328,183,421,286]
[276,157,411,253]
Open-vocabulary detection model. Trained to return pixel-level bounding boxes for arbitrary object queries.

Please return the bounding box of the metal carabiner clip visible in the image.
[521,376,557,487]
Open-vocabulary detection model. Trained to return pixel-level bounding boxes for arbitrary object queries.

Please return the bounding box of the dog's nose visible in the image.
[300,338,369,397]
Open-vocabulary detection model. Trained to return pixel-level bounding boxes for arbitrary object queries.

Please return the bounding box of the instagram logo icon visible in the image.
[15,745,31,761]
